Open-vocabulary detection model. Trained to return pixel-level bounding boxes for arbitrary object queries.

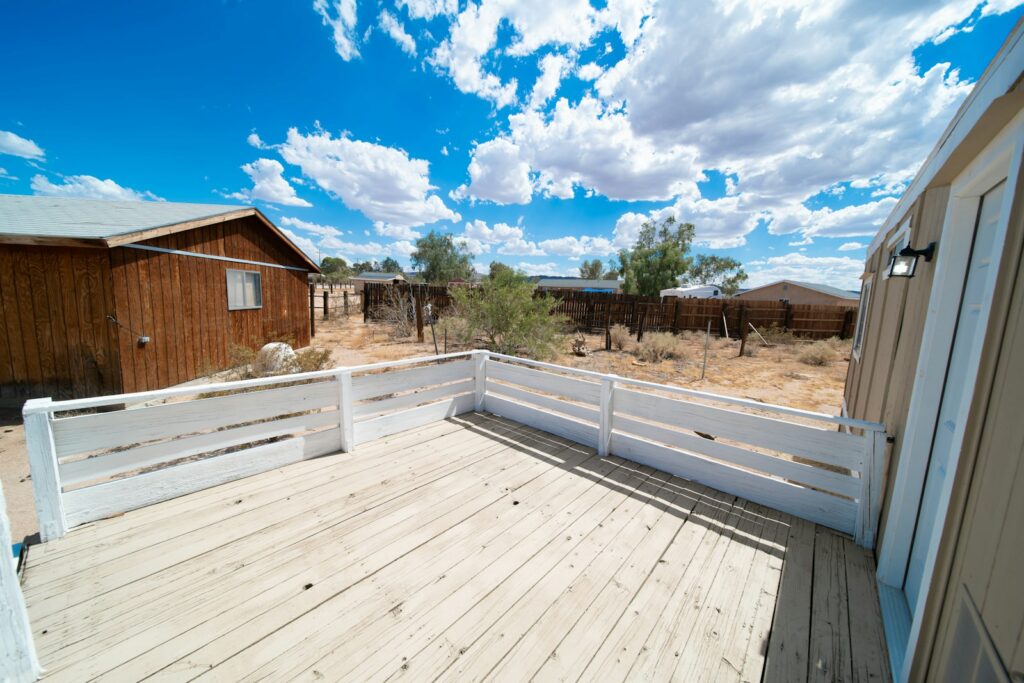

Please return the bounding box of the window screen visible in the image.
[226,270,262,310]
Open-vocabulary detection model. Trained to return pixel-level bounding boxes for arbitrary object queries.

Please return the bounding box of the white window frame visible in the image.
[226,269,263,311]
[876,109,1024,683]
[852,276,872,361]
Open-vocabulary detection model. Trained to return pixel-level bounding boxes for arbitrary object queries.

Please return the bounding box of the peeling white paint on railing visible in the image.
[23,350,886,549]
[0,478,42,682]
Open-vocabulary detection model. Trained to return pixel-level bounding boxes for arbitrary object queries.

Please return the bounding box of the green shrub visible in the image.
[799,341,839,366]
[288,347,333,373]
[450,270,568,359]
[609,323,631,351]
[636,332,686,363]
[437,314,475,347]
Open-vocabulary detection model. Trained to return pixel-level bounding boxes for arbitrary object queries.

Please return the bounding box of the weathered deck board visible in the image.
[22,412,888,682]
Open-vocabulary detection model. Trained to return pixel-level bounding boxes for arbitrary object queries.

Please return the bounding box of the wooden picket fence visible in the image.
[364,283,857,340]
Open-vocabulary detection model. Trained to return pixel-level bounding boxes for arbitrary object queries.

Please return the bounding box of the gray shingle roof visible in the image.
[0,194,244,240]
[535,278,621,289]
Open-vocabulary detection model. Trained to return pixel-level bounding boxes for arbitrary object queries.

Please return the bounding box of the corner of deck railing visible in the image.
[21,397,67,543]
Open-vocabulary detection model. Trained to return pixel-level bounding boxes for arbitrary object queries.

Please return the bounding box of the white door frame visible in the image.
[876,110,1024,681]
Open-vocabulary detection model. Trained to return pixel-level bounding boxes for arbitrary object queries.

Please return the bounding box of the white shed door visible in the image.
[904,179,1007,614]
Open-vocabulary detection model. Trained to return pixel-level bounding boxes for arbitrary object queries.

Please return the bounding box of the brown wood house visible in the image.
[733,279,860,306]
[0,195,319,402]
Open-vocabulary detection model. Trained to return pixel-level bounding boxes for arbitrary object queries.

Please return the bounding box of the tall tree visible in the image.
[489,261,514,280]
[380,256,402,274]
[411,231,474,284]
[578,258,604,280]
[319,256,349,276]
[616,216,695,296]
[351,260,378,273]
[685,254,748,295]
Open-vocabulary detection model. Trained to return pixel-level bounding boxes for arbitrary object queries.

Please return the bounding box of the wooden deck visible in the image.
[21,412,889,682]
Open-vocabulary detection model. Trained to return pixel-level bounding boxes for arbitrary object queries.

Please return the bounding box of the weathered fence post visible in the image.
[783,301,794,330]
[343,290,349,317]
[0,476,41,682]
[636,307,647,342]
[672,298,680,334]
[336,370,354,453]
[309,283,316,337]
[841,308,855,339]
[23,399,66,541]
[413,286,425,342]
[738,304,749,357]
[362,285,370,322]
[720,302,729,338]
[474,351,487,412]
[599,377,615,457]
[323,291,329,320]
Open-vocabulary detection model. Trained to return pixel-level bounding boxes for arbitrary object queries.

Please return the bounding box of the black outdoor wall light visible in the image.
[888,241,937,278]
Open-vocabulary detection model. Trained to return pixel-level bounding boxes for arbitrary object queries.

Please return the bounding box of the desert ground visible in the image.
[0,311,850,542]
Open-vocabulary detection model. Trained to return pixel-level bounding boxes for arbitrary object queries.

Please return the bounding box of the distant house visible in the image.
[0,194,319,401]
[350,271,405,292]
[733,280,859,306]
[535,278,622,293]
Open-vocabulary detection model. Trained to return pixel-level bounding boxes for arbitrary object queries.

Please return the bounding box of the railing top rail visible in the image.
[24,348,884,432]
[483,351,885,432]
[23,351,478,416]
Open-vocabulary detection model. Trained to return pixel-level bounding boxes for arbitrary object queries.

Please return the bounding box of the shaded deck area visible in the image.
[21,412,889,682]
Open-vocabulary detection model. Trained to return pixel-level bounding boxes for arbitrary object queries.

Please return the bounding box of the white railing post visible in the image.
[23,398,66,542]
[599,377,615,457]
[337,370,354,453]
[0,478,41,682]
[474,351,487,412]
[855,429,888,548]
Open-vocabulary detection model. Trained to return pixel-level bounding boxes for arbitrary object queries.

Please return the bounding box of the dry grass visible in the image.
[636,332,687,363]
[757,324,798,345]
[798,341,840,367]
[609,324,631,351]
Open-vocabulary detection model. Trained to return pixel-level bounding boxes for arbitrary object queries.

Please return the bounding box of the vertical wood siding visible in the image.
[111,216,311,394]
[0,245,121,400]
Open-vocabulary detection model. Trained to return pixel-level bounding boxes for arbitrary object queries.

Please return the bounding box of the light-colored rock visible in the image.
[255,342,296,376]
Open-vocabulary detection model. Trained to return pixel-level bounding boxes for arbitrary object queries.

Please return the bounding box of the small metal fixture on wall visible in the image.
[888,242,937,278]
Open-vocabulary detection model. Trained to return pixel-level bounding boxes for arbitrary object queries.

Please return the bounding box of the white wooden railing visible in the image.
[22,350,887,548]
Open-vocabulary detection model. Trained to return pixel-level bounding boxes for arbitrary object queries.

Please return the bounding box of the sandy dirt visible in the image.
[0,311,849,541]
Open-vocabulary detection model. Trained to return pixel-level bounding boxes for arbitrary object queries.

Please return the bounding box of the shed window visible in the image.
[226,270,262,310]
[852,277,871,359]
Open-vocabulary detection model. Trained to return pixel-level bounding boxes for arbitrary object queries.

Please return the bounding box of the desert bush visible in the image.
[288,347,333,373]
[757,323,797,345]
[822,335,851,353]
[679,329,706,343]
[799,341,840,366]
[450,270,568,359]
[741,343,758,357]
[636,332,686,363]
[378,286,415,339]
[609,323,631,350]
[436,314,475,348]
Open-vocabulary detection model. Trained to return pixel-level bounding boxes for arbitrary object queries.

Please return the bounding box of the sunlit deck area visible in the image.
[21,412,889,682]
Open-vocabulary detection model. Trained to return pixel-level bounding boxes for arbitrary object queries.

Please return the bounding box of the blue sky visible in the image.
[0,1,1020,288]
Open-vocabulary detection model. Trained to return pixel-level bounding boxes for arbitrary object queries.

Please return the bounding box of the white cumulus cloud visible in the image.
[314,0,360,61]
[31,174,163,201]
[233,158,311,207]
[280,127,460,229]
[744,252,865,290]
[0,131,44,160]
[379,10,417,56]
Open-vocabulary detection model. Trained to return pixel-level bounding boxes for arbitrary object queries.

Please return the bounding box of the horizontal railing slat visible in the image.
[486,381,600,424]
[61,427,342,527]
[484,394,598,450]
[610,432,857,534]
[351,360,474,401]
[353,394,474,444]
[52,380,338,458]
[613,415,860,498]
[487,361,601,404]
[354,380,474,419]
[615,388,864,470]
[59,410,340,487]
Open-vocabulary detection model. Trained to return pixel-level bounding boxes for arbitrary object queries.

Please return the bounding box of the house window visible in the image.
[853,277,872,359]
[226,269,262,310]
